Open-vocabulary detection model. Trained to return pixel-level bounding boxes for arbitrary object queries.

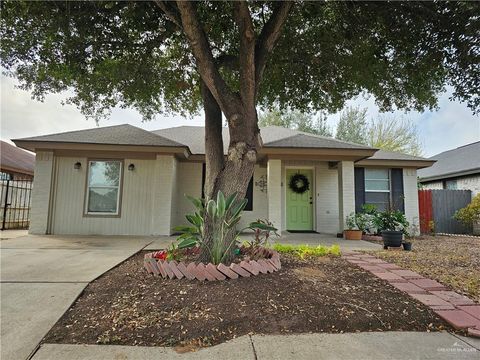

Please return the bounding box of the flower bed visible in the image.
[143,246,281,281]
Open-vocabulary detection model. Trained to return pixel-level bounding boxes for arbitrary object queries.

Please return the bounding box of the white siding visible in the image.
[268,159,282,232]
[29,151,54,234]
[316,162,340,234]
[403,168,420,235]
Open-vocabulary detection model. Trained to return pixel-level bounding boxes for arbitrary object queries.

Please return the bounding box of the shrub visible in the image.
[272,244,341,258]
[374,210,409,235]
[454,194,480,227]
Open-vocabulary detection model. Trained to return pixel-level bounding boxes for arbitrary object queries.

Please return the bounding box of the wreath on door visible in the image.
[289,173,310,194]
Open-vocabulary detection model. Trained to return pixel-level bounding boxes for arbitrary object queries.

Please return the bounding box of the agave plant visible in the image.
[174,191,277,265]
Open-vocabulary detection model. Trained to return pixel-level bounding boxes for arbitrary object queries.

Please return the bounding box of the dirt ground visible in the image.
[44,252,452,349]
[370,235,480,302]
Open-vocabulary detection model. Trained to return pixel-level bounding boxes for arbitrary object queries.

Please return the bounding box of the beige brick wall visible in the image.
[337,161,355,232]
[403,168,420,235]
[421,181,443,190]
[29,151,54,234]
[267,159,282,232]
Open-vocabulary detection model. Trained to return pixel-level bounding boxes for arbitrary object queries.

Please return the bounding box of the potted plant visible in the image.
[374,210,409,248]
[344,213,363,240]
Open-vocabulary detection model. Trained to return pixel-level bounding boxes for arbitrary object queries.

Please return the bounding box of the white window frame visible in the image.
[365,168,391,193]
[85,160,123,216]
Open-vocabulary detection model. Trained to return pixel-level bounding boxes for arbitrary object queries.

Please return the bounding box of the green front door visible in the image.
[286,169,313,231]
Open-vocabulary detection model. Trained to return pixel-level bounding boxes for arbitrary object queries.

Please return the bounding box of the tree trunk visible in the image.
[201,80,224,199]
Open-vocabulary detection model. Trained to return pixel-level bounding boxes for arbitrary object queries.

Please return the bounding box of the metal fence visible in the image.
[0,179,33,230]
[418,189,472,234]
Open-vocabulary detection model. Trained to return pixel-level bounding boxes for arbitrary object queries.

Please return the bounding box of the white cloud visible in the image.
[1,74,478,157]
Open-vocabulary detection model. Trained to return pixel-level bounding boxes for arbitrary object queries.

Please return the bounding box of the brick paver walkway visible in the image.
[343,252,480,338]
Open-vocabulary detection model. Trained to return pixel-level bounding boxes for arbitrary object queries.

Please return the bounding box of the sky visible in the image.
[1,74,479,157]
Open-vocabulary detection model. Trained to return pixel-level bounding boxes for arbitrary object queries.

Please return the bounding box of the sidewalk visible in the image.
[32,332,479,360]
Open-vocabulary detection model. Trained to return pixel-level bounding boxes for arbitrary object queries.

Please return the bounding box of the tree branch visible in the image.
[255,1,293,92]
[175,1,239,117]
[234,1,256,110]
[154,1,182,30]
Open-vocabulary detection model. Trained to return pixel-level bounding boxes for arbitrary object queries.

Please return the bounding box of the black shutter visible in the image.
[244,177,254,211]
[201,163,206,198]
[354,167,365,213]
[391,168,405,213]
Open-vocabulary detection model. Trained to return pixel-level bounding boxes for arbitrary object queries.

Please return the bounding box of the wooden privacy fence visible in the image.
[418,189,472,234]
[0,179,33,230]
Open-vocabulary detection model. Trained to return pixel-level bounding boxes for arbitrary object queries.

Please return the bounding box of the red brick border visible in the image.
[343,252,480,338]
[144,247,281,281]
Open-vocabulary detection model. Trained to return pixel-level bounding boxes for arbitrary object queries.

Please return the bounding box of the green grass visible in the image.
[272,243,341,258]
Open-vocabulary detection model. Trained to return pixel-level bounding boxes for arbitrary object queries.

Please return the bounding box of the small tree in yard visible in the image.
[1,1,479,261]
[454,194,480,230]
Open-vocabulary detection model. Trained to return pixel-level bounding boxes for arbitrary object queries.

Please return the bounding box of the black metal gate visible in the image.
[0,179,33,230]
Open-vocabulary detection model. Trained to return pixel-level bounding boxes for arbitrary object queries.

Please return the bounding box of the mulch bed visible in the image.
[43,251,452,349]
[367,235,480,302]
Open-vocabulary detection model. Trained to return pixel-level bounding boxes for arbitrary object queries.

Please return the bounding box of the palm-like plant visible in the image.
[174,191,276,265]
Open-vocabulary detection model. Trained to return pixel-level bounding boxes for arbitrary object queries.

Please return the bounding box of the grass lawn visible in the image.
[369,235,480,302]
[43,251,451,350]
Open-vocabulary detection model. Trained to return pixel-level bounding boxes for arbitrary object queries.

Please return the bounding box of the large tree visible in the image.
[335,106,369,145]
[1,1,479,200]
[259,107,332,136]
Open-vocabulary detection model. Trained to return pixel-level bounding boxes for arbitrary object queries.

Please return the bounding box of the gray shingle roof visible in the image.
[367,149,431,162]
[153,125,374,154]
[418,141,480,181]
[0,141,35,175]
[14,124,185,148]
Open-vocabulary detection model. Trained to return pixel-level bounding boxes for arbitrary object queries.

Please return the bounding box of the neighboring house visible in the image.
[13,124,434,236]
[0,140,35,180]
[418,141,480,196]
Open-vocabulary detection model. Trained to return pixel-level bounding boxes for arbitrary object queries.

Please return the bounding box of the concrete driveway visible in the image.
[0,234,152,360]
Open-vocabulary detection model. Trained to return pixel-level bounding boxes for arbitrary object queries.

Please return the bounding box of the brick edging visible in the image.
[343,252,480,338]
[144,247,281,281]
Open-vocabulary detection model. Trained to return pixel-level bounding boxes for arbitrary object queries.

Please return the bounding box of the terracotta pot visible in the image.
[344,229,363,240]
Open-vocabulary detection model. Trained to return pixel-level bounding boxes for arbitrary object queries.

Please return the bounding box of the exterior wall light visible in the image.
[74,162,82,170]
[128,164,135,171]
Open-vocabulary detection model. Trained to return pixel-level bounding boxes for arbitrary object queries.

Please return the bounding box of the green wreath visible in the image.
[289,173,310,194]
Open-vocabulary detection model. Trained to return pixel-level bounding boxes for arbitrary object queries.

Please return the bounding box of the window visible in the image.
[85,160,122,215]
[365,168,390,211]
[444,179,457,190]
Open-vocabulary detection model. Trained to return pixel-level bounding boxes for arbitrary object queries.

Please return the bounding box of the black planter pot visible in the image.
[403,242,412,251]
[381,231,403,248]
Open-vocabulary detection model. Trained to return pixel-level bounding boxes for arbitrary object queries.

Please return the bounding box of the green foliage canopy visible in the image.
[1,1,479,122]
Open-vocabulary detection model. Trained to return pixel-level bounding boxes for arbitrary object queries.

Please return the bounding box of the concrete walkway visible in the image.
[145,232,380,251]
[32,332,479,360]
[0,234,152,360]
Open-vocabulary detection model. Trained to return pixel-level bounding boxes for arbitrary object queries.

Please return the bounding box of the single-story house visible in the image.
[13,124,434,236]
[418,141,480,196]
[0,140,35,180]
